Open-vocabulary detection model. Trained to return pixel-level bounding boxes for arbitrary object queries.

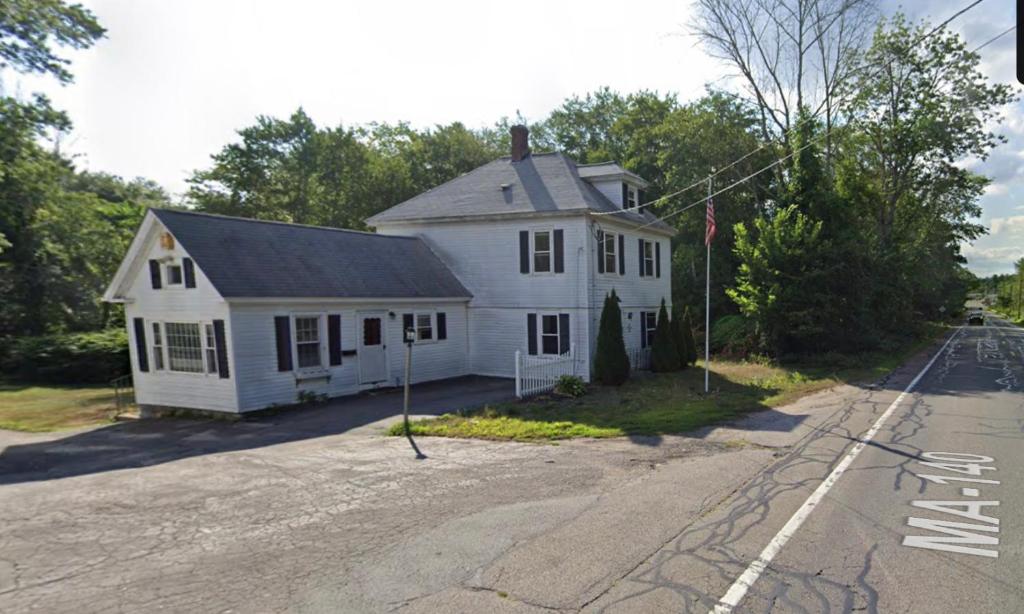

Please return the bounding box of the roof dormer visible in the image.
[576,162,649,209]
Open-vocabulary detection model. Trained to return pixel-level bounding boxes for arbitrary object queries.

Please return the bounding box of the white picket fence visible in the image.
[515,344,577,399]
[628,346,652,371]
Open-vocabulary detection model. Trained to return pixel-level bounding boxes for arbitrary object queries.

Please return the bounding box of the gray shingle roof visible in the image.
[152,209,471,299]
[575,162,648,186]
[365,152,672,232]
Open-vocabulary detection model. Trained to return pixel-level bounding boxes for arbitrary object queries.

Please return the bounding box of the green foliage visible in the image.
[1,328,128,384]
[710,314,759,357]
[187,111,502,229]
[680,307,699,366]
[297,390,329,404]
[592,290,630,385]
[554,375,587,398]
[728,206,833,354]
[651,299,681,372]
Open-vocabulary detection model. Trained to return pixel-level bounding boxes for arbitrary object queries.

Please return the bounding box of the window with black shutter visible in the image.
[519,230,530,273]
[149,260,162,289]
[213,320,229,378]
[618,234,625,275]
[274,316,293,371]
[133,317,149,372]
[527,313,537,355]
[328,314,342,366]
[437,312,447,340]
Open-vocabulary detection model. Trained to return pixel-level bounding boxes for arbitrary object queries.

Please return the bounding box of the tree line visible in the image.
[1,0,1013,365]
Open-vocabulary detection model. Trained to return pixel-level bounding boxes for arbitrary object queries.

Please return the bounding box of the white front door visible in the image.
[358,312,388,384]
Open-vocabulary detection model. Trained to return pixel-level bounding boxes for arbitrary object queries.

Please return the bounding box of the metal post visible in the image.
[705,176,712,393]
[403,337,412,436]
[403,329,426,459]
[1017,267,1023,320]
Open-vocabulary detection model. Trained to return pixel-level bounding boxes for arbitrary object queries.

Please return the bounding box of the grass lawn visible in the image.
[0,381,120,432]
[391,324,949,442]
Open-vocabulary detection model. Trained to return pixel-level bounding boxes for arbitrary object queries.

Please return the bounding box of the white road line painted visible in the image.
[963,488,980,497]
[710,327,963,614]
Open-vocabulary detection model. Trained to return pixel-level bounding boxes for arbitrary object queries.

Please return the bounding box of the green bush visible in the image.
[710,314,759,358]
[1,328,129,384]
[554,375,587,398]
[651,299,681,372]
[674,306,698,367]
[593,290,630,385]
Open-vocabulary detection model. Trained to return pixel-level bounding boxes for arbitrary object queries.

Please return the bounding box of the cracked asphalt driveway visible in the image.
[0,335,989,613]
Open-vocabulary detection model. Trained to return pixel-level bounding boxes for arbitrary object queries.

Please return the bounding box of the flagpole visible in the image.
[705,174,712,393]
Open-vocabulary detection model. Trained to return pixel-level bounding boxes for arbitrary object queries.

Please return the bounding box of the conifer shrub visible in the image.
[593,290,630,385]
[651,299,681,372]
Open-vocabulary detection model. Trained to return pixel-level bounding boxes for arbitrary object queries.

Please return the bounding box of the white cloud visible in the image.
[962,243,1024,275]
[990,215,1024,235]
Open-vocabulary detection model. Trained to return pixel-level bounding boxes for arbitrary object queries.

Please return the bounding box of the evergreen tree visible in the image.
[593,290,630,385]
[678,307,698,366]
[651,299,681,372]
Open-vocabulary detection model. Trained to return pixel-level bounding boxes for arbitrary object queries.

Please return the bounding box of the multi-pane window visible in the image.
[294,316,322,369]
[541,314,561,355]
[643,312,657,348]
[152,322,164,370]
[642,239,655,277]
[204,324,218,374]
[603,231,617,274]
[533,231,551,273]
[416,314,433,341]
[166,264,183,285]
[627,186,637,208]
[165,323,204,373]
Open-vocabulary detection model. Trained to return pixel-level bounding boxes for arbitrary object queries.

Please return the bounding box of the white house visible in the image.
[105,126,674,415]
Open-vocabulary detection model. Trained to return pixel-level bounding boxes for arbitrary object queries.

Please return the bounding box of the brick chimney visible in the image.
[510,125,530,162]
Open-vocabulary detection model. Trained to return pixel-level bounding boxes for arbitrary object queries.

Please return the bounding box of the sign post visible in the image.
[403,327,426,459]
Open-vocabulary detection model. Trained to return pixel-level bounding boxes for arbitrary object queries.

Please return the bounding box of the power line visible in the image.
[629,3,1003,232]
[593,0,987,220]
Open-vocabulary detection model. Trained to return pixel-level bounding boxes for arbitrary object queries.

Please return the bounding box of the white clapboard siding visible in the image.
[122,222,238,412]
[230,301,469,412]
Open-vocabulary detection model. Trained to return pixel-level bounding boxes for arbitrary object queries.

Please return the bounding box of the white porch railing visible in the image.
[628,346,652,371]
[515,344,577,399]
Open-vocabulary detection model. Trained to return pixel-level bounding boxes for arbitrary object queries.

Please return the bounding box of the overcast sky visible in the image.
[10,0,1023,275]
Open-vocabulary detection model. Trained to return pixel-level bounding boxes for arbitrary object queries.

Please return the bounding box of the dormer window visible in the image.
[626,186,638,209]
[166,263,183,286]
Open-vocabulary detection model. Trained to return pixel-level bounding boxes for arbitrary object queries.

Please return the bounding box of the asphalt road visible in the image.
[589,315,1024,613]
[1,318,1020,613]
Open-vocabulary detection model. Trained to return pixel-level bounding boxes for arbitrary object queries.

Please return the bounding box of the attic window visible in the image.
[166,264,183,285]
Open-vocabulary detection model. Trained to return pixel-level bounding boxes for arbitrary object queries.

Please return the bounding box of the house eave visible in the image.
[368,208,675,236]
[225,296,473,305]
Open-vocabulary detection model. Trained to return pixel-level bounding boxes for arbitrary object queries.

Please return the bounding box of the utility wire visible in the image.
[628,1,1002,232]
[593,0,987,220]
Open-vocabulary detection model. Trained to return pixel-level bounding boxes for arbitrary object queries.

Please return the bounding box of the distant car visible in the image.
[967,310,985,326]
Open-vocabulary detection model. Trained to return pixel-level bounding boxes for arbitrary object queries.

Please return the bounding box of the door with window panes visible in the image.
[357,311,388,384]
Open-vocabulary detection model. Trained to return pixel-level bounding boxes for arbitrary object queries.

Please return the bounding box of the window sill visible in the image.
[294,369,331,382]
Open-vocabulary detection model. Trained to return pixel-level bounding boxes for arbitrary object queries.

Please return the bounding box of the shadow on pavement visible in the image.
[0,375,512,485]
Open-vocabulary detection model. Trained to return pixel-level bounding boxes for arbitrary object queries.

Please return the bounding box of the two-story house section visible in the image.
[367,125,675,381]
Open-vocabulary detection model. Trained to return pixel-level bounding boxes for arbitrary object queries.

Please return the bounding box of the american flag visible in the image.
[705,196,716,247]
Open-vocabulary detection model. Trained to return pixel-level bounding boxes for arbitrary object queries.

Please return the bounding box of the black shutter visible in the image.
[274,316,292,372]
[403,313,414,338]
[328,314,342,366]
[622,182,629,207]
[436,312,447,340]
[149,260,162,289]
[640,313,648,349]
[638,239,645,277]
[527,313,537,355]
[558,313,570,355]
[133,317,149,372]
[213,319,229,378]
[618,234,625,276]
[553,229,564,273]
[597,230,605,274]
[638,189,645,206]
[183,257,196,288]
[519,230,530,273]
[655,241,661,278]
